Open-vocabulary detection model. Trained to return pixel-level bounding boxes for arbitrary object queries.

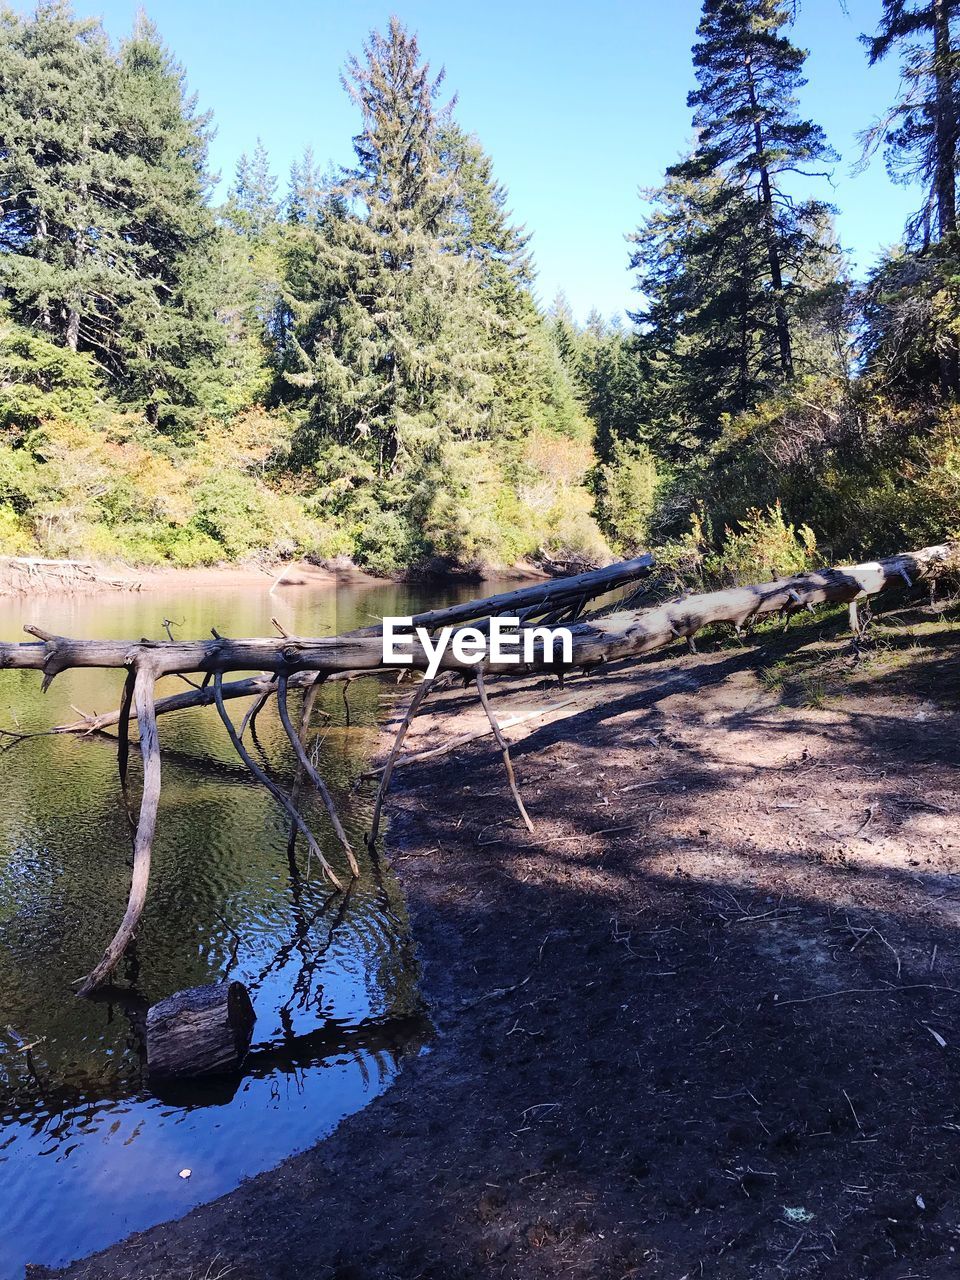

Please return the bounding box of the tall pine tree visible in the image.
[863,0,960,244]
[0,5,229,426]
[280,19,493,473]
[0,3,120,353]
[109,15,227,425]
[676,0,836,377]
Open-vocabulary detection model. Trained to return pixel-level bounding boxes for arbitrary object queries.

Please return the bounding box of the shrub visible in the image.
[192,474,267,559]
[594,439,659,552]
[0,310,101,431]
[706,503,817,585]
[354,509,417,576]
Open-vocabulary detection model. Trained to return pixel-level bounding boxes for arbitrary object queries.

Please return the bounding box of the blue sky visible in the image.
[66,0,918,322]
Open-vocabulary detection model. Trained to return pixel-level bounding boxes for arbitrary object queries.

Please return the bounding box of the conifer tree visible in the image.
[287,146,325,225]
[630,166,779,452]
[226,139,278,239]
[0,5,228,426]
[0,3,120,352]
[110,15,227,425]
[863,0,960,244]
[439,126,583,440]
[440,125,533,296]
[676,0,836,377]
[280,19,493,473]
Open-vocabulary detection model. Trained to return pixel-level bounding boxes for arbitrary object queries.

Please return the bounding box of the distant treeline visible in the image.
[0,1,958,578]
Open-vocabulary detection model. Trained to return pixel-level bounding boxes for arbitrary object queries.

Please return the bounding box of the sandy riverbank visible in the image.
[0,556,551,598]
[40,600,960,1279]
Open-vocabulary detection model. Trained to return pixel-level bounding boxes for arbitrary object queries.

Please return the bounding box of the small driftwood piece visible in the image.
[367,676,435,847]
[475,668,534,833]
[146,981,256,1080]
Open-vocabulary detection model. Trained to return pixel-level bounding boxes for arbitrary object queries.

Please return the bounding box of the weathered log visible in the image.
[1,542,954,996]
[0,555,142,594]
[146,981,256,1080]
[1,545,950,682]
[353,553,654,634]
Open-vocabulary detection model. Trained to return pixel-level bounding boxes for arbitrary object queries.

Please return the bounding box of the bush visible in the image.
[0,310,101,431]
[594,439,659,552]
[192,474,267,559]
[354,509,416,576]
[0,503,32,554]
[706,503,817,585]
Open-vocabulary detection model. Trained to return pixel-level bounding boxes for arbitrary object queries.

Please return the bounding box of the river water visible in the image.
[0,578,464,1276]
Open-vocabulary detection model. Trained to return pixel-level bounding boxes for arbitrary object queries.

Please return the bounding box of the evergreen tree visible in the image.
[0,5,228,426]
[226,138,278,239]
[0,3,121,352]
[546,292,581,368]
[287,146,325,225]
[440,124,533,295]
[439,126,584,440]
[677,0,836,377]
[630,165,779,455]
[863,0,960,245]
[280,19,494,473]
[577,315,650,464]
[109,15,227,425]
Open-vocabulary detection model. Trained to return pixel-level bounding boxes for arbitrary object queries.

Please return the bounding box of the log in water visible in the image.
[146,981,256,1080]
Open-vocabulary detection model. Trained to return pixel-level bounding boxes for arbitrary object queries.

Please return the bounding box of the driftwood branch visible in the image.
[475,668,534,833]
[76,664,161,996]
[212,673,344,891]
[368,676,436,848]
[276,674,359,877]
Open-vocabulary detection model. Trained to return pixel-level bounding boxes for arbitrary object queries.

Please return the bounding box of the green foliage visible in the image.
[354,510,416,576]
[861,243,960,394]
[706,503,817,584]
[594,440,659,552]
[0,310,100,430]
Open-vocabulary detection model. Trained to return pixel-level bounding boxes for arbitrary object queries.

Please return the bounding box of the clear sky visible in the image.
[64,0,919,323]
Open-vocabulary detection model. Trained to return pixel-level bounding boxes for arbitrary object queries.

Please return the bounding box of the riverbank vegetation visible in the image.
[1,0,959,578]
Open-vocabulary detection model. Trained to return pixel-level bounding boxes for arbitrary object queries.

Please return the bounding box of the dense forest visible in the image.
[0,0,958,579]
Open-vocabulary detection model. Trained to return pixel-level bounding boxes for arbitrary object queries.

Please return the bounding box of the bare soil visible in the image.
[41,603,960,1280]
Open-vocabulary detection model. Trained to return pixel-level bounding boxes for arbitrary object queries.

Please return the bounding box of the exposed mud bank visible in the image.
[0,555,550,599]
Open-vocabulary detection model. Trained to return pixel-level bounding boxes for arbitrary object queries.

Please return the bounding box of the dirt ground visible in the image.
[41,601,960,1280]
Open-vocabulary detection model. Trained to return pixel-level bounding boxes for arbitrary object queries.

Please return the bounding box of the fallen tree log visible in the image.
[1,545,949,683]
[0,541,952,996]
[146,981,256,1080]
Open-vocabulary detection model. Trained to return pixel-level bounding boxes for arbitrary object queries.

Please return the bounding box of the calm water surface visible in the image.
[0,578,463,1276]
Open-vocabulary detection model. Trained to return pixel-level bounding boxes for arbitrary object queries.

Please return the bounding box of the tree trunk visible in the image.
[933,0,960,395]
[933,0,957,240]
[65,307,80,353]
[744,53,794,379]
[146,981,256,1080]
